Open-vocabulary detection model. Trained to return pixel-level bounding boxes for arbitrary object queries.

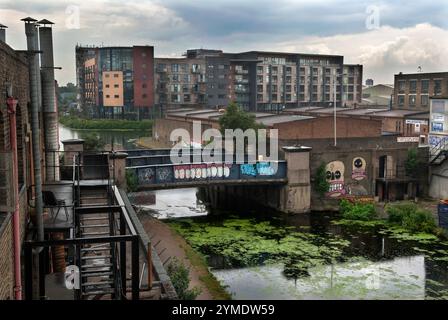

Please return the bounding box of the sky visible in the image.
[1,0,447,86]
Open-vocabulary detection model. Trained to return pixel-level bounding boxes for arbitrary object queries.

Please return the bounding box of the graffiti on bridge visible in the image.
[174,163,232,180]
[240,162,277,177]
[138,167,155,184]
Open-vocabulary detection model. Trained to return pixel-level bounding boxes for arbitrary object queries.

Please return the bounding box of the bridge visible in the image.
[112,146,312,214]
[123,148,288,190]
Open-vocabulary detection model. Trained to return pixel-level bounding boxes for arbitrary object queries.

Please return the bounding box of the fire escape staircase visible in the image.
[429,138,448,165]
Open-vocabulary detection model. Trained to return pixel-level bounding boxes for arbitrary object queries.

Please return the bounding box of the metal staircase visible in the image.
[73,152,124,300]
[429,138,448,165]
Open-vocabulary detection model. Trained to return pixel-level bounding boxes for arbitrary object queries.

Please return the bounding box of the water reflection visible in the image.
[141,188,208,219]
[213,256,426,300]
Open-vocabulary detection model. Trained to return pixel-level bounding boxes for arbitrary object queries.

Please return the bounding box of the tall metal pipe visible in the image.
[23,18,44,243]
[39,21,59,181]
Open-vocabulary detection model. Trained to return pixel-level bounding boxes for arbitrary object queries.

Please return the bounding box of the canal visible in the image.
[142,188,448,300]
[59,125,448,300]
[59,124,146,150]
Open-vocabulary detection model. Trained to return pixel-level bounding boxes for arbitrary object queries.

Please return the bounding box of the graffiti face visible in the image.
[352,157,367,181]
[326,161,345,197]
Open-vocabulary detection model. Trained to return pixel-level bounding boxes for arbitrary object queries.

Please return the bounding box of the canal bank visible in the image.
[138,188,448,300]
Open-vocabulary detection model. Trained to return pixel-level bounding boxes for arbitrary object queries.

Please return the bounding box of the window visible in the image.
[398,95,405,105]
[171,64,179,72]
[257,94,263,101]
[142,63,147,69]
[106,94,110,98]
[218,94,226,99]
[105,84,110,88]
[272,76,278,83]
[421,80,429,93]
[183,94,191,102]
[257,85,263,93]
[114,74,119,78]
[286,85,292,92]
[114,84,119,88]
[181,64,188,72]
[141,52,147,57]
[114,94,119,98]
[286,94,292,101]
[398,80,406,92]
[257,66,263,74]
[409,80,417,92]
[142,94,147,99]
[257,75,263,83]
[272,94,278,101]
[312,85,318,92]
[421,95,429,106]
[142,83,147,88]
[105,74,110,78]
[435,79,442,95]
[409,95,416,105]
[218,83,226,90]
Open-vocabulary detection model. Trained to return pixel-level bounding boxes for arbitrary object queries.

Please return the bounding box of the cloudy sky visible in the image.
[1,0,447,85]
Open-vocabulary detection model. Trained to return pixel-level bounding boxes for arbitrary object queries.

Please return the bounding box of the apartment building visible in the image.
[76,45,154,118]
[393,72,448,111]
[154,56,207,110]
[154,50,363,112]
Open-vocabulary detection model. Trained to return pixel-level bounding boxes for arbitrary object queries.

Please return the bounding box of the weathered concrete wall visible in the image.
[429,160,448,200]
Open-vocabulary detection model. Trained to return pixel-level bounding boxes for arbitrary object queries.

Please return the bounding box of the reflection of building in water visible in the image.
[425,257,448,299]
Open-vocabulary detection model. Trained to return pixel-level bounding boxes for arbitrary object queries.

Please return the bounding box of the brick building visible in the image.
[393,72,448,111]
[75,45,155,118]
[0,39,31,300]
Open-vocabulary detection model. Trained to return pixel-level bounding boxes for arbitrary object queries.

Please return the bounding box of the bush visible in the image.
[339,199,377,221]
[314,162,330,197]
[126,170,138,193]
[386,203,436,233]
[167,257,202,300]
[60,115,153,131]
[80,132,105,151]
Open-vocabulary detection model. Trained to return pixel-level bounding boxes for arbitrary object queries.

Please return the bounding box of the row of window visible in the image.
[256,94,349,102]
[397,94,430,106]
[397,79,443,94]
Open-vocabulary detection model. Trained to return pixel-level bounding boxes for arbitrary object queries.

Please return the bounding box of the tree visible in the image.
[218,102,263,133]
[167,258,201,300]
[314,162,330,197]
[405,148,420,178]
[80,133,105,151]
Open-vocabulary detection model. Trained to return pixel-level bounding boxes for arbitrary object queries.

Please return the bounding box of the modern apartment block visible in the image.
[154,50,362,112]
[75,45,154,118]
[393,72,448,111]
[77,46,362,114]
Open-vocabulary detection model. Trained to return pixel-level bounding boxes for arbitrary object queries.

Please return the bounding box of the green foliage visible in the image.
[404,148,420,177]
[386,202,436,233]
[125,170,138,193]
[167,257,202,300]
[339,199,377,221]
[218,102,263,133]
[169,218,350,278]
[60,115,153,131]
[314,162,330,196]
[80,132,105,151]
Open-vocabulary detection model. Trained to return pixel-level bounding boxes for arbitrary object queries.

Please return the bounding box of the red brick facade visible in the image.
[133,46,154,109]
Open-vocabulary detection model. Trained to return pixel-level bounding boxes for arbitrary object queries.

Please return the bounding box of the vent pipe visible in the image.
[22,17,44,244]
[38,19,59,181]
[0,23,7,42]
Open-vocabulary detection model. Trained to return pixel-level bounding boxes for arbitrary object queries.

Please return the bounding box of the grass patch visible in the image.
[339,199,377,221]
[168,224,232,300]
[386,202,437,234]
[60,115,153,131]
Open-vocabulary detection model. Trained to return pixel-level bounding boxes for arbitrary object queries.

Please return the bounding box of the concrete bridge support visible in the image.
[279,146,312,214]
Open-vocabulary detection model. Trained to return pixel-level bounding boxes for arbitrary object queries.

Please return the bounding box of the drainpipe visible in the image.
[39,19,59,181]
[22,17,44,243]
[6,95,22,300]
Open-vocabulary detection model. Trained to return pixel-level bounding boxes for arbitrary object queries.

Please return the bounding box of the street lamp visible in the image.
[333,73,347,147]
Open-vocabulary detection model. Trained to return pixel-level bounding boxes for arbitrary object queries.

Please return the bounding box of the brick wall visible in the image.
[275,116,382,140]
[0,213,13,300]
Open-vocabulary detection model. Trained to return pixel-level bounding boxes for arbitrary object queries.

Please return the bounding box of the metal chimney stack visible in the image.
[38,19,59,181]
[0,24,7,42]
[22,17,44,244]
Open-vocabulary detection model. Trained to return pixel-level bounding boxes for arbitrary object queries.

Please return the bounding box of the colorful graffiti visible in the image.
[174,163,232,180]
[156,167,173,183]
[351,157,367,181]
[240,162,277,177]
[325,161,346,198]
[138,167,155,184]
